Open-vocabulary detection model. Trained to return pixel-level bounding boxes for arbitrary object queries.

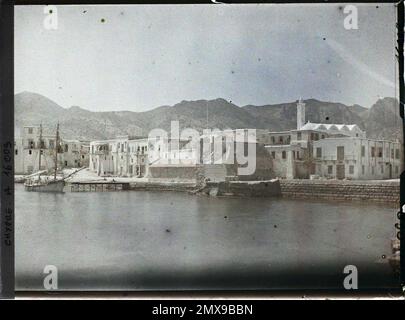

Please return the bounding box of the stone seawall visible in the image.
[205,180,281,197]
[279,179,399,204]
[129,181,196,192]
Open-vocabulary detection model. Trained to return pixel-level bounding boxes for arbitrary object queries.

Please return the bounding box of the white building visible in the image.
[89,136,165,177]
[15,126,90,175]
[89,129,274,181]
[265,99,402,180]
[313,137,401,180]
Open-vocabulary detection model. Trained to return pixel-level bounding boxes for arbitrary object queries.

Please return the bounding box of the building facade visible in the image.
[265,99,402,180]
[89,136,152,177]
[15,126,90,175]
[89,129,275,181]
[313,137,401,180]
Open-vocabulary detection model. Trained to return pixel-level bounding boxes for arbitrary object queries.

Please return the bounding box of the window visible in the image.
[337,146,345,161]
[391,149,394,159]
[29,150,32,155]
[371,166,375,175]
[395,166,399,174]
[271,136,275,144]
[15,149,18,155]
[395,149,400,159]
[297,132,302,140]
[282,151,286,159]
[292,151,296,159]
[314,133,319,141]
[271,151,276,159]
[64,144,68,152]
[28,128,33,134]
[349,165,354,174]
[321,135,325,139]
[378,147,383,158]
[361,146,365,157]
[371,147,375,157]
[362,165,365,175]
[316,147,322,158]
[279,136,283,143]
[381,165,384,174]
[64,161,68,166]
[328,165,333,174]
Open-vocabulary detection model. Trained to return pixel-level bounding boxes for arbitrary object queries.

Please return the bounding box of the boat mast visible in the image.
[54,123,60,181]
[38,123,43,181]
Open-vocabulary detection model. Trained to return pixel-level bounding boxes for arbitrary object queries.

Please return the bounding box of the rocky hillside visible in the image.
[14,91,402,141]
[362,97,402,141]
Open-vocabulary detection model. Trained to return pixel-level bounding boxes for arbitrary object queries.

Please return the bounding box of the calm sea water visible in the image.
[15,184,399,290]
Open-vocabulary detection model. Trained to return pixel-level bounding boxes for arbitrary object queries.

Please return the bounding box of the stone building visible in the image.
[149,129,274,182]
[89,129,275,182]
[61,139,90,169]
[313,137,401,180]
[265,99,402,180]
[89,135,172,177]
[15,126,90,175]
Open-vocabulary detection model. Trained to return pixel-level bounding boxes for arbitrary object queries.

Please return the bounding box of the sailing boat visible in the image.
[24,123,65,192]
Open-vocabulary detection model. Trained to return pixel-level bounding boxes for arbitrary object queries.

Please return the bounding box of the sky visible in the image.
[15,4,398,112]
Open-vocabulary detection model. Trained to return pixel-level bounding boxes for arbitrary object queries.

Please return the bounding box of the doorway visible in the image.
[336,164,345,179]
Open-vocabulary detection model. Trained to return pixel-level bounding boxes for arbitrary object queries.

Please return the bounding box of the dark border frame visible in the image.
[2,0,404,298]
[0,0,14,299]
[0,0,14,298]
[397,0,405,292]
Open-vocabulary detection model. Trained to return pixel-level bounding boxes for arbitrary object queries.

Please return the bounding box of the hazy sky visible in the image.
[15,4,398,112]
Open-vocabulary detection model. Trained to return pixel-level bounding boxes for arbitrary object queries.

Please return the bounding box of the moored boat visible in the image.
[24,179,65,192]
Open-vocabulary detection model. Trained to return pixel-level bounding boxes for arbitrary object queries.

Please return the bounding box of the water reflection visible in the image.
[15,184,398,290]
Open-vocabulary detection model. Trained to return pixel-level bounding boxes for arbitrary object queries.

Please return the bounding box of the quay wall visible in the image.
[204,180,281,197]
[279,179,399,204]
[148,166,198,180]
[129,181,196,192]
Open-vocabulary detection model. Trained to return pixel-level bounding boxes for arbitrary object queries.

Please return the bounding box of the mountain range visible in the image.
[15,91,402,142]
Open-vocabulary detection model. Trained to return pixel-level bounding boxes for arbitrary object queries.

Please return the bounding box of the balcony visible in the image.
[315,155,357,161]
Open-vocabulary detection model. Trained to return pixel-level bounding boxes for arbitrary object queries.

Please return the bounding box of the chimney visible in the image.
[297,98,305,130]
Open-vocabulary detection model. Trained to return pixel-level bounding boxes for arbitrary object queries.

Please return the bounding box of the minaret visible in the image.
[297,98,306,130]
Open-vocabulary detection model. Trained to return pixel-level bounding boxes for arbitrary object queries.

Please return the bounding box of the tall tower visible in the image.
[297,98,306,130]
